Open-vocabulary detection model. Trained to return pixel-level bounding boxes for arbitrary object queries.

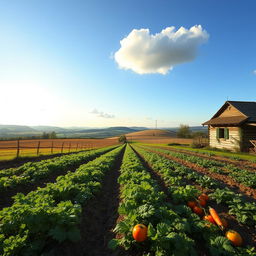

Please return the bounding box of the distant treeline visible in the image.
[0,132,57,141]
[177,124,208,139]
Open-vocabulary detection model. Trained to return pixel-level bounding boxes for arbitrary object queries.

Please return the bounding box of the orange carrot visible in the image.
[209,207,224,230]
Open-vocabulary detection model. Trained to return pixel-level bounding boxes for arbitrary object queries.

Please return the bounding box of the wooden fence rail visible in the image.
[0,140,94,158]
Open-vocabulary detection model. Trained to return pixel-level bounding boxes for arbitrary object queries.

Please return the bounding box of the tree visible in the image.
[49,131,57,139]
[177,124,191,138]
[118,135,127,143]
[42,132,49,139]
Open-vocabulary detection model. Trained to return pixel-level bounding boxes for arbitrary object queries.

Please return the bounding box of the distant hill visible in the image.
[0,125,147,139]
[31,126,68,133]
[0,125,206,139]
[164,126,207,133]
[62,127,141,138]
[126,129,176,138]
[0,125,40,138]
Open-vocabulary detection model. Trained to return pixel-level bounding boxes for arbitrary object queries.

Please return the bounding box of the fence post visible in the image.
[61,142,64,153]
[37,141,41,156]
[69,142,71,152]
[16,139,20,158]
[76,143,78,151]
[51,141,54,154]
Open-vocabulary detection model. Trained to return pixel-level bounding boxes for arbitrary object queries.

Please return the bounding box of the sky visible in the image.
[0,0,255,128]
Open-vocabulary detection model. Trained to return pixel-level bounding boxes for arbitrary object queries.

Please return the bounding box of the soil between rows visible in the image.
[51,147,125,256]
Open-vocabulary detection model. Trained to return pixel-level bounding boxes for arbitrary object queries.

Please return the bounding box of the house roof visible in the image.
[227,101,256,122]
[203,101,256,126]
[202,116,248,126]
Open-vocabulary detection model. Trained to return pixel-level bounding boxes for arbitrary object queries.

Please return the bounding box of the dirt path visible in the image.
[154,146,256,172]
[0,153,107,210]
[52,147,125,256]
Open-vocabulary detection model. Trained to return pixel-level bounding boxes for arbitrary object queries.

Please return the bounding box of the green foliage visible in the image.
[118,135,127,143]
[0,145,124,255]
[0,146,116,191]
[177,124,192,138]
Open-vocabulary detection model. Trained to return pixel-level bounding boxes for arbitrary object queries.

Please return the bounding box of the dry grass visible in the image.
[0,138,119,161]
[123,129,192,145]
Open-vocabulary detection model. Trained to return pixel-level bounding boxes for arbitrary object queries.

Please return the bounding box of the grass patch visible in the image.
[166,145,256,162]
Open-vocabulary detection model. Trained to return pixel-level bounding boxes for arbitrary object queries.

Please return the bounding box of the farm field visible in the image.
[120,129,194,145]
[0,138,119,161]
[167,145,256,162]
[0,143,255,256]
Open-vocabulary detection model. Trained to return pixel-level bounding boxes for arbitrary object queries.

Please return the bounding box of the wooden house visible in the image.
[202,101,256,152]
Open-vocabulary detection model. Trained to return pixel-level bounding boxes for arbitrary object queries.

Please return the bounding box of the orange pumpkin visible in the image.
[199,199,207,207]
[187,201,197,209]
[199,193,209,201]
[132,224,147,242]
[203,215,216,224]
[193,206,203,216]
[225,230,243,246]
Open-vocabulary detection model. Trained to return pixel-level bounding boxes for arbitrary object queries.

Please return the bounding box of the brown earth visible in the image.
[48,147,125,256]
[116,129,193,144]
[0,138,119,160]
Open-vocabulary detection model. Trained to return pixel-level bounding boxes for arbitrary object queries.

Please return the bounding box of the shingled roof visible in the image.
[203,101,256,125]
[228,101,256,122]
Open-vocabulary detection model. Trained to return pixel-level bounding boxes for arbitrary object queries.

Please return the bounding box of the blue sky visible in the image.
[0,0,255,127]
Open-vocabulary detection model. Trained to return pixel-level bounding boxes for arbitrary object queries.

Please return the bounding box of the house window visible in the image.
[216,128,229,139]
[219,128,225,138]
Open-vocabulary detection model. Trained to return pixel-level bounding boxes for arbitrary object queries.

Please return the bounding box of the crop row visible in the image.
[148,146,256,189]
[139,145,256,228]
[110,144,255,255]
[0,146,116,191]
[132,145,255,255]
[0,145,124,256]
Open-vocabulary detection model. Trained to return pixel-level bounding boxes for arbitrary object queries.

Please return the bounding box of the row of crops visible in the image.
[0,145,124,255]
[0,143,255,255]
[108,144,255,255]
[0,146,116,192]
[146,146,256,189]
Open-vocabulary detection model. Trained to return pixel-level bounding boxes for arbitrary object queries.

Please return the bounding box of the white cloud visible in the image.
[253,70,256,75]
[114,25,209,75]
[90,108,115,118]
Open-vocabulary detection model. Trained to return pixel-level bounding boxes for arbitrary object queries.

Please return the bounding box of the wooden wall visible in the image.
[209,126,241,151]
[241,124,256,151]
[218,105,244,117]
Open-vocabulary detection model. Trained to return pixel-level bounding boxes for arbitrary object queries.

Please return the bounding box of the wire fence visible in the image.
[0,139,96,159]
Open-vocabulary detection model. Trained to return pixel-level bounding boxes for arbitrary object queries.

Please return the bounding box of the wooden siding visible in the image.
[209,126,241,151]
[241,125,256,151]
[218,105,244,118]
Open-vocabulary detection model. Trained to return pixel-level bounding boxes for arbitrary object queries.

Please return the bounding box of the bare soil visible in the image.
[49,147,125,256]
